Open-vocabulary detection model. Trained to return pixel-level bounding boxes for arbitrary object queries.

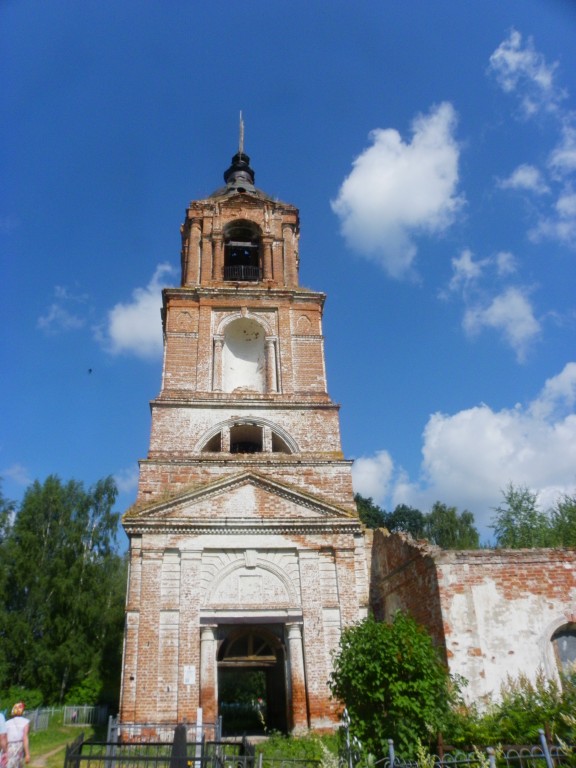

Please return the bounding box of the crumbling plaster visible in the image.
[367,530,576,706]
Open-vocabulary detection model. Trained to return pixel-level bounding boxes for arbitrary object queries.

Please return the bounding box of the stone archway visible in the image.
[217,626,288,735]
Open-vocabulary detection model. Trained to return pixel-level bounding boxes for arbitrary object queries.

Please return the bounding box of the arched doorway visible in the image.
[217,626,288,735]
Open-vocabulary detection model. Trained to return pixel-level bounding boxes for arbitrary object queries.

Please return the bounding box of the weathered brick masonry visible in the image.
[120,148,368,732]
[120,145,576,731]
[368,530,576,704]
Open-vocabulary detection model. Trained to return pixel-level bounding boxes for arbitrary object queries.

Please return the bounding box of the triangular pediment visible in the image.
[124,470,358,530]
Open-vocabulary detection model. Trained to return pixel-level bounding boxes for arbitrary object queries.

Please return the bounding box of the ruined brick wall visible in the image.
[434,547,576,704]
[367,530,446,653]
[368,533,576,706]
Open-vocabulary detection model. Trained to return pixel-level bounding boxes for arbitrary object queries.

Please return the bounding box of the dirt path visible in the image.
[30,743,67,768]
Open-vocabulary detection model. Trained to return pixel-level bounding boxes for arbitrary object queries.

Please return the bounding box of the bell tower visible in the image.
[120,133,368,734]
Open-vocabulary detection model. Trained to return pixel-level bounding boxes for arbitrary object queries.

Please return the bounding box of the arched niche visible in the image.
[205,558,297,607]
[222,317,266,394]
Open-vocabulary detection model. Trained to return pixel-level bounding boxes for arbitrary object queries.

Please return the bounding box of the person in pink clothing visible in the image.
[0,711,7,768]
[5,703,29,768]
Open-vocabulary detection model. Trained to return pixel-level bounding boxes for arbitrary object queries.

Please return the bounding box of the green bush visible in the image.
[329,612,456,757]
[442,670,576,748]
[64,672,103,706]
[256,732,338,763]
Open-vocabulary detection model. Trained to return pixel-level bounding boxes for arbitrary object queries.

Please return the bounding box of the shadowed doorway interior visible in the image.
[218,626,288,735]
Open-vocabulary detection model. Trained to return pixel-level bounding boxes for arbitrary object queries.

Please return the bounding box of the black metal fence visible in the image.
[64,734,256,768]
[106,719,222,745]
[65,706,109,726]
[350,733,572,768]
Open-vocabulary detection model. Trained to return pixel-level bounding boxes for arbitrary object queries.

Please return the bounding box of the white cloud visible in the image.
[2,463,32,486]
[447,249,487,293]
[351,450,394,503]
[548,122,576,177]
[448,249,516,293]
[497,164,549,195]
[97,263,175,360]
[331,102,463,278]
[489,33,576,247]
[446,253,534,362]
[352,363,576,537]
[38,304,85,333]
[463,286,540,362]
[530,362,576,419]
[37,285,88,334]
[488,29,565,116]
[114,465,140,494]
[529,188,576,246]
[495,251,517,276]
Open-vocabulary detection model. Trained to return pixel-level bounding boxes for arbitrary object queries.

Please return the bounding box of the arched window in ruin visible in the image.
[552,623,576,677]
[200,420,293,454]
[223,221,261,282]
[230,423,262,454]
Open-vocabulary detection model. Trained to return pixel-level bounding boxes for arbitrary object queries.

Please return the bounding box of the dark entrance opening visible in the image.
[217,626,288,735]
[223,223,261,282]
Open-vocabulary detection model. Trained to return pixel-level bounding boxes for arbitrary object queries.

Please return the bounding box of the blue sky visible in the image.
[2,0,576,543]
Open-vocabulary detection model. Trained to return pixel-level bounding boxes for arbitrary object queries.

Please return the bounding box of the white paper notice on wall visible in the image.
[183,665,196,685]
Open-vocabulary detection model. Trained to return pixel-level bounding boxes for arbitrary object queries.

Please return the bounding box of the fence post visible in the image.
[539,729,554,768]
[195,708,203,768]
[170,723,188,768]
[486,748,496,768]
[216,715,223,742]
[388,739,395,768]
[341,709,353,768]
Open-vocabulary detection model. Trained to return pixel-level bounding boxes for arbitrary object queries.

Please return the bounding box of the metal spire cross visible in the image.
[239,111,245,155]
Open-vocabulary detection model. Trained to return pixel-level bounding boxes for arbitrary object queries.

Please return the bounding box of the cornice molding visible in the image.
[162,286,326,303]
[123,516,362,536]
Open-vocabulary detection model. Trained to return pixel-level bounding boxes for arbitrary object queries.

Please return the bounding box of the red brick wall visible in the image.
[367,532,576,705]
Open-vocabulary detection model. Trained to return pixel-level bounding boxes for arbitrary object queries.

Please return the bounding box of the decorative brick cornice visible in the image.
[162,286,326,304]
[140,455,351,466]
[151,394,339,408]
[123,516,362,536]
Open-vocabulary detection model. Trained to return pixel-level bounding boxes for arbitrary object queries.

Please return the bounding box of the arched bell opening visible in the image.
[217,626,288,735]
[223,221,261,282]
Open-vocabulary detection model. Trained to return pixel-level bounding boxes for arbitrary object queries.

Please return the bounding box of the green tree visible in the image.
[491,483,554,548]
[1,475,126,704]
[550,493,576,546]
[329,612,454,756]
[0,483,16,687]
[423,502,479,549]
[384,503,425,538]
[354,494,386,529]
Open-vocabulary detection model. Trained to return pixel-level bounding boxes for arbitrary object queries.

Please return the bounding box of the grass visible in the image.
[29,717,103,768]
[28,717,339,768]
[255,731,339,763]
